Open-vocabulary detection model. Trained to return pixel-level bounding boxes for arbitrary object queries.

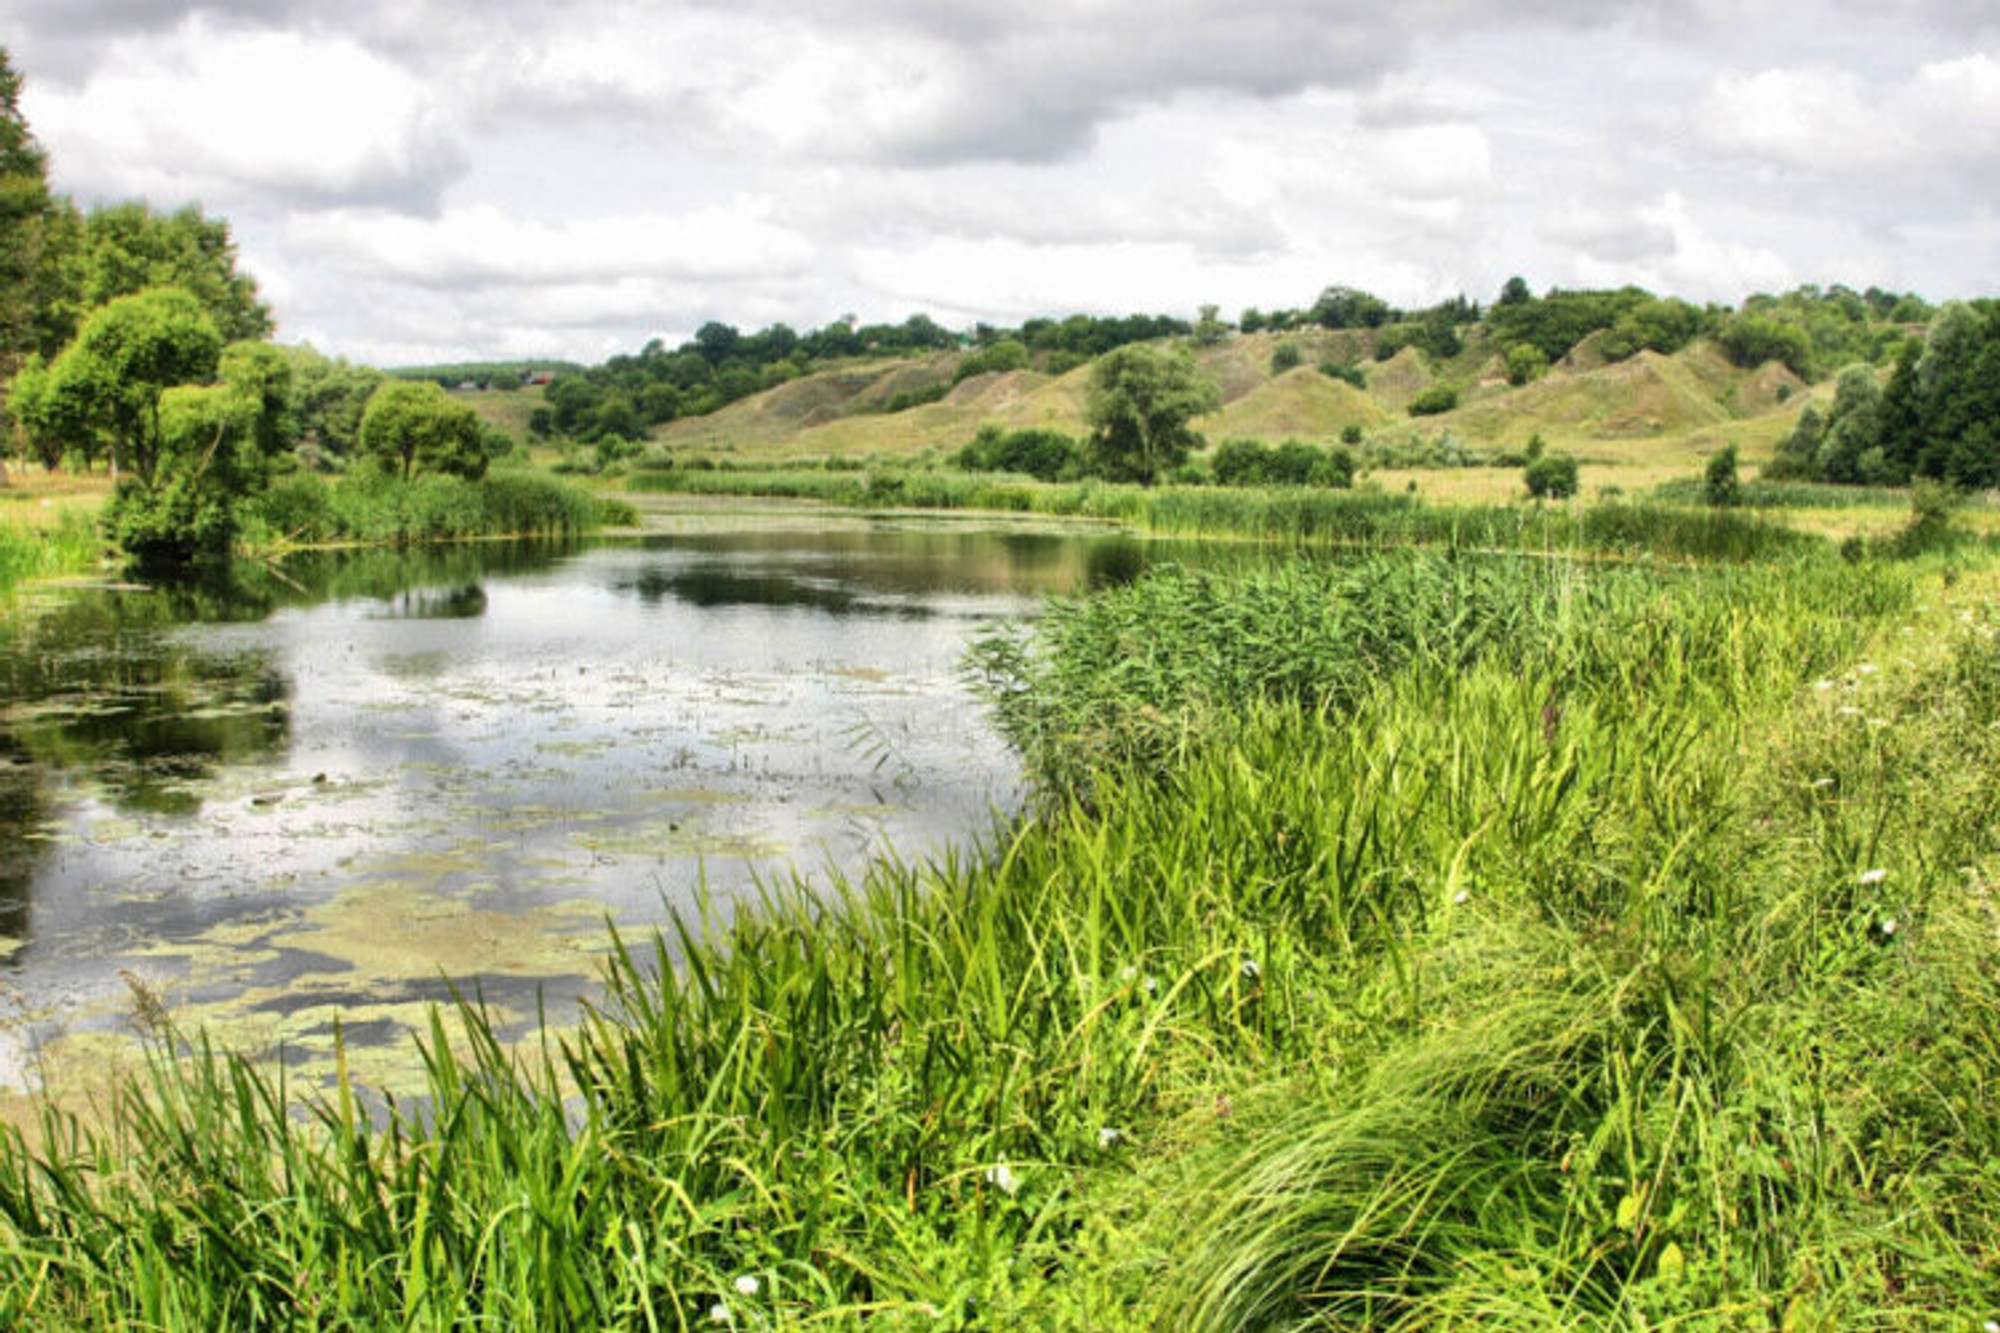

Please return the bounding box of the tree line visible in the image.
[0,48,510,563]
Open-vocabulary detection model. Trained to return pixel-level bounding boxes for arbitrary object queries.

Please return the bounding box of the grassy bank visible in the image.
[6,537,1997,1326]
[246,471,637,548]
[0,507,102,598]
[633,465,1819,561]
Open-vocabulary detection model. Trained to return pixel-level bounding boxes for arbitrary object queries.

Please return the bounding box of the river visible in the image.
[0,507,1156,1103]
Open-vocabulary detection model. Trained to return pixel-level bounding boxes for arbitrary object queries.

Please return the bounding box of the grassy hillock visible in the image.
[634,331,1813,485]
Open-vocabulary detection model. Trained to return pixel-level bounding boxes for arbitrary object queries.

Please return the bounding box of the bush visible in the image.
[1505,342,1548,386]
[1703,444,1741,507]
[1524,451,1579,499]
[1270,342,1303,374]
[1407,384,1460,417]
[1319,361,1367,389]
[952,425,1084,482]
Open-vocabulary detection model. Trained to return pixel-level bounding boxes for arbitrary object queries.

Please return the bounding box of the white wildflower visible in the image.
[1837,705,1863,718]
[985,1163,1020,1195]
[1810,778,1835,789]
[1813,679,1834,692]
[734,1275,760,1297]
[1143,975,1159,995]
[1098,1127,1123,1149]
[1858,868,1889,886]
[1453,889,1470,905]
[1880,917,1898,937]
[709,1304,734,1325]
[1858,662,1879,677]
[1119,965,1137,983]
[1981,1319,1997,1333]
[1241,958,1261,981]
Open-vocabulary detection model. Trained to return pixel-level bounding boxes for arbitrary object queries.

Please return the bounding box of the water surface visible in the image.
[0,513,1152,1099]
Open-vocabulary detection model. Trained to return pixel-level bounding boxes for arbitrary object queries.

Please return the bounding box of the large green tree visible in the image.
[44,202,271,352]
[0,48,59,375]
[24,287,222,482]
[358,380,488,481]
[103,381,259,564]
[1084,345,1220,486]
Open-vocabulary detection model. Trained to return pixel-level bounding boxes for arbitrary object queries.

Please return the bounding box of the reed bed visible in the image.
[4,543,1997,1329]
[633,466,1818,562]
[0,508,101,597]
[244,472,633,548]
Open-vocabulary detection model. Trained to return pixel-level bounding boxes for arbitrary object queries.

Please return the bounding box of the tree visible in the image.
[218,340,295,467]
[1764,403,1822,481]
[283,345,383,464]
[0,47,59,376]
[103,382,258,564]
[33,287,222,482]
[1192,304,1229,347]
[1703,444,1741,507]
[1084,345,1220,485]
[1497,275,1532,307]
[358,381,488,481]
[1815,364,1881,484]
[1505,343,1547,386]
[1311,285,1393,329]
[45,202,270,351]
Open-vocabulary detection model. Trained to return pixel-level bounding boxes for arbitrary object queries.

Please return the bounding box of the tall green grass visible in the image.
[0,508,100,597]
[633,465,1817,561]
[244,472,632,548]
[6,547,1999,1327]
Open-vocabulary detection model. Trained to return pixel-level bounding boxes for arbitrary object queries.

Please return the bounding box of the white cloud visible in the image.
[1700,52,2000,174]
[24,18,462,208]
[9,1,1998,362]
[285,201,817,288]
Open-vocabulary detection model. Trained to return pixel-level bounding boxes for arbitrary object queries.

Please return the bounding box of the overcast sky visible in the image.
[5,1,1998,365]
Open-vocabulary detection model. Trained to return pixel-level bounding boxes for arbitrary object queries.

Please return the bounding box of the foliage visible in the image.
[1084,345,1221,486]
[1207,438,1354,488]
[0,46,60,375]
[952,424,1084,481]
[24,286,222,481]
[1504,342,1547,386]
[1269,342,1302,374]
[41,201,270,354]
[1523,450,1579,499]
[357,380,489,482]
[952,338,1030,383]
[1311,285,1394,329]
[1486,286,1657,362]
[1702,443,1740,507]
[1406,383,1459,416]
[1318,360,1366,389]
[282,345,385,466]
[103,382,258,563]
[1716,310,1813,377]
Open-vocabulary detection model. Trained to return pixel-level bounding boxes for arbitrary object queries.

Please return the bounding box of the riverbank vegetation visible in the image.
[5,528,2000,1326]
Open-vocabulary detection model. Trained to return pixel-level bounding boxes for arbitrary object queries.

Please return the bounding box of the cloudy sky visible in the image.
[5,1,1998,365]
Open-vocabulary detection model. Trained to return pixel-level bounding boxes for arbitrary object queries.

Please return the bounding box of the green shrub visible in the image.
[1703,444,1741,507]
[1407,384,1459,416]
[1524,451,1579,499]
